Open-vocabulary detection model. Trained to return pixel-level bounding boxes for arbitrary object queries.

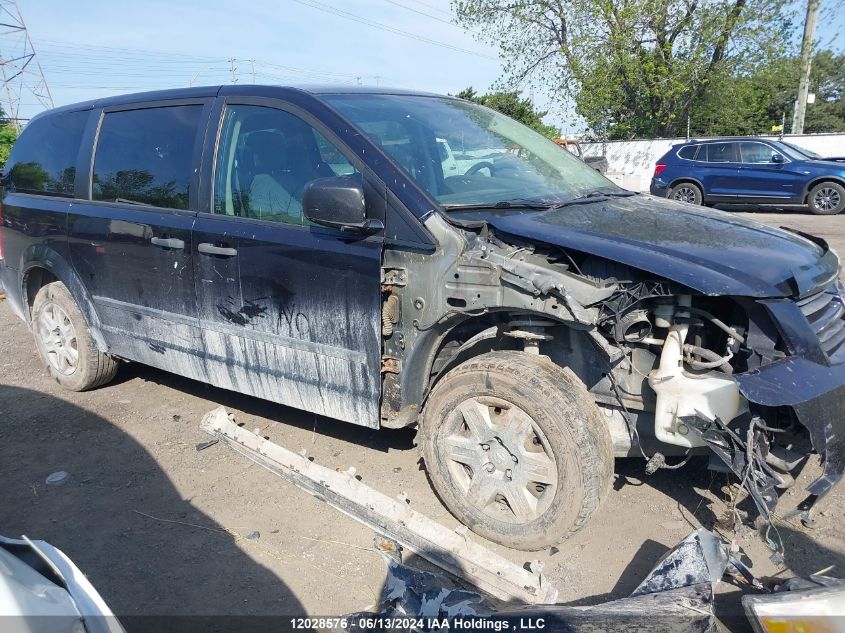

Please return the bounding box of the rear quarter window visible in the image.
[677,145,699,160]
[4,110,88,197]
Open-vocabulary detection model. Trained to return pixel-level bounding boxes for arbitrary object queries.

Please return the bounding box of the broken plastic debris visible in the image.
[45,471,69,486]
[195,439,219,452]
[631,528,729,596]
[245,530,260,540]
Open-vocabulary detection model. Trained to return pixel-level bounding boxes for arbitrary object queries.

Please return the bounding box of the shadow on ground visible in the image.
[0,384,306,631]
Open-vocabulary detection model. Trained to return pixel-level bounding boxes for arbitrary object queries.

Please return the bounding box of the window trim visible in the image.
[202,96,382,235]
[86,97,213,213]
[739,141,792,165]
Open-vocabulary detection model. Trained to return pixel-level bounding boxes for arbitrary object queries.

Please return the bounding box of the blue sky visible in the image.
[17,0,502,120]
[10,0,845,131]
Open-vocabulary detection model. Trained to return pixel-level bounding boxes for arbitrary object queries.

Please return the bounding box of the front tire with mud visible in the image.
[420,351,613,551]
[31,281,119,391]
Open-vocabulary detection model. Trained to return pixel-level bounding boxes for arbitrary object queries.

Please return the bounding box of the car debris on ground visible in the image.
[201,406,845,633]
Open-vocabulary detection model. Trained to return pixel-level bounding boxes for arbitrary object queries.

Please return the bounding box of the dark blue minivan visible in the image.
[3,86,845,550]
[650,138,845,214]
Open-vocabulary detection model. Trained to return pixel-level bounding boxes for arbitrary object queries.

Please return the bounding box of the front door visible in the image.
[193,100,383,427]
[736,141,806,202]
[68,101,211,378]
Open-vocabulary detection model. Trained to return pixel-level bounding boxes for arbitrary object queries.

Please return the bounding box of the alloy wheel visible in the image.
[441,396,558,524]
[672,186,698,204]
[37,301,79,375]
[814,187,841,213]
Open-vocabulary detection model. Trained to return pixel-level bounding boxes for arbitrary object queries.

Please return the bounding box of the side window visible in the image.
[740,142,776,164]
[213,104,358,225]
[677,144,699,160]
[705,142,736,163]
[4,110,87,197]
[92,105,202,209]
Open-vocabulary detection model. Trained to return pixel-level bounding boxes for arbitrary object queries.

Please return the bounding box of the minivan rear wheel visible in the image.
[32,282,119,391]
[420,351,613,551]
[668,182,703,205]
[808,182,845,215]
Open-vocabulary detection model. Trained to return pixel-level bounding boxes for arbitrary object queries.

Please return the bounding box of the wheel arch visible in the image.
[20,247,108,352]
[667,177,705,196]
[396,309,607,423]
[802,176,845,203]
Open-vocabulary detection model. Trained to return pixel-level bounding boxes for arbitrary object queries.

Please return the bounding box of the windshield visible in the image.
[321,94,621,209]
[781,141,822,160]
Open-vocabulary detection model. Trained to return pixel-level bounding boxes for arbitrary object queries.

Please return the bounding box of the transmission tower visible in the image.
[0,0,53,130]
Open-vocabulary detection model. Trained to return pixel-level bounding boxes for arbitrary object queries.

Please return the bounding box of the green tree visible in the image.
[0,115,18,168]
[689,49,845,136]
[454,0,795,139]
[455,87,560,138]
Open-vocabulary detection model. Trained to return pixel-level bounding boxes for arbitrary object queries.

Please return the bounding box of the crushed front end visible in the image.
[595,267,845,522]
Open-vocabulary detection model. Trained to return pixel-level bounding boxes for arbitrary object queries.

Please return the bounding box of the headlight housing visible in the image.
[742,585,845,632]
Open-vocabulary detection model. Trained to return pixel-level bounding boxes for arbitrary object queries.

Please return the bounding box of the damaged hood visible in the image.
[473,195,839,297]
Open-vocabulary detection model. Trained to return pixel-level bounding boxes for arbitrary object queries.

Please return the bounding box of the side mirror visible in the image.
[303,175,382,234]
[772,153,785,163]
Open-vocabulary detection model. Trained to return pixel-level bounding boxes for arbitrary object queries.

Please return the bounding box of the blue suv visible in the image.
[650,138,845,214]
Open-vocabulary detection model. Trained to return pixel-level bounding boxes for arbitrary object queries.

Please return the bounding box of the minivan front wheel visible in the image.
[420,351,613,551]
[668,182,703,205]
[32,282,119,391]
[808,182,845,215]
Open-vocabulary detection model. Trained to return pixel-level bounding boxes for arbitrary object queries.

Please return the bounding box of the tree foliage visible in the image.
[454,0,796,139]
[455,87,560,137]
[0,110,18,167]
[689,49,845,136]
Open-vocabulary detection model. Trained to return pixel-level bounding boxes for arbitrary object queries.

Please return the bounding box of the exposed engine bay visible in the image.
[380,210,845,530]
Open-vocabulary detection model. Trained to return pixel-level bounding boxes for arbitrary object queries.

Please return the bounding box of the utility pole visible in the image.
[791,0,819,135]
[249,58,256,84]
[228,57,238,84]
[0,0,54,130]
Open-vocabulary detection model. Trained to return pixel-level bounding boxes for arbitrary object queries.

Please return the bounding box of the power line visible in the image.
[381,0,460,27]
[413,0,454,16]
[290,0,496,60]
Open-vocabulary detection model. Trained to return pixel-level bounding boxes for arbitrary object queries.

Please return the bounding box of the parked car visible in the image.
[1,86,843,551]
[650,137,845,214]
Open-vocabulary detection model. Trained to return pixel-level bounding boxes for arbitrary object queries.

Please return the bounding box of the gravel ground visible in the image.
[0,209,843,629]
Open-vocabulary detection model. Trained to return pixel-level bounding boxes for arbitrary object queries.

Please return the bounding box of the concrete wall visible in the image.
[581,133,845,193]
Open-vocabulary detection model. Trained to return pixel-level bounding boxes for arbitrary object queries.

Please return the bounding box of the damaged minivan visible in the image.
[1,85,843,550]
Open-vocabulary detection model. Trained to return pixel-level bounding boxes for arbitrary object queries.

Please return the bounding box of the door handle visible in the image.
[150,237,185,249]
[198,242,238,257]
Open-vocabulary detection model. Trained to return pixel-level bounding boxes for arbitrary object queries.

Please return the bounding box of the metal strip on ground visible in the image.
[200,406,559,605]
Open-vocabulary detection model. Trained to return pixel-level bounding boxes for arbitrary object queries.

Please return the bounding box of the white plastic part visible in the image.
[648,296,747,448]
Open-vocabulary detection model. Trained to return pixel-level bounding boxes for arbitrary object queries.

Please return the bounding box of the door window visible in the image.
[213,104,358,225]
[92,105,203,209]
[704,143,736,163]
[4,110,87,197]
[739,142,777,164]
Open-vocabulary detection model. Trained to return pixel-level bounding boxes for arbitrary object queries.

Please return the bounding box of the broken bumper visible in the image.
[735,356,845,498]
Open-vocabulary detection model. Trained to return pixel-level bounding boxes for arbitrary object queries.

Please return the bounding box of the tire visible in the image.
[808,182,845,215]
[31,281,119,391]
[667,182,703,205]
[420,351,613,551]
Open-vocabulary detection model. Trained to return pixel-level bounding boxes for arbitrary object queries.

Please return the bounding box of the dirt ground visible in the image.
[1,209,844,629]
